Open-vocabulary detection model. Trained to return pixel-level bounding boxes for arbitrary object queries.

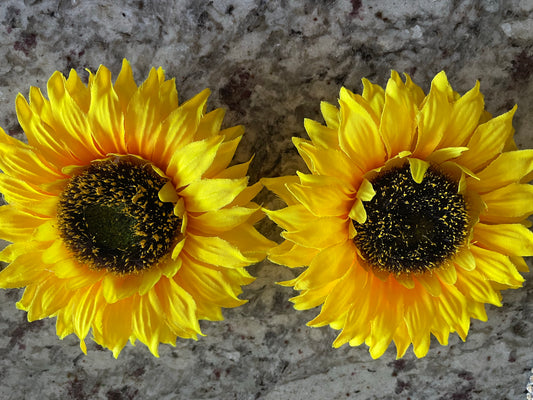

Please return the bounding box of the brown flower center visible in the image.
[57,158,181,274]
[353,164,468,274]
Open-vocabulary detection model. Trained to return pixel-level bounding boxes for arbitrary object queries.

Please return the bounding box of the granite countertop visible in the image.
[0,1,532,399]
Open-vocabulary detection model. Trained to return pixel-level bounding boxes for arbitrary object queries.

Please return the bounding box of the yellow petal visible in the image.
[188,205,260,234]
[131,292,162,357]
[0,250,49,288]
[404,73,426,106]
[228,181,262,207]
[46,71,103,163]
[0,174,58,217]
[173,197,186,218]
[176,258,244,309]
[457,106,517,172]
[308,266,359,327]
[0,205,47,242]
[55,305,75,339]
[282,216,349,250]
[219,125,245,142]
[413,72,452,158]
[295,141,360,188]
[348,198,366,224]
[426,146,469,165]
[466,149,533,194]
[95,299,133,358]
[180,177,248,212]
[290,280,338,310]
[88,64,126,154]
[469,245,524,287]
[41,238,71,264]
[184,233,257,268]
[392,323,412,359]
[166,136,224,188]
[73,284,103,354]
[114,59,137,113]
[21,277,72,321]
[213,158,251,180]
[65,69,90,113]
[153,89,211,165]
[158,181,179,203]
[335,297,371,348]
[304,118,338,149]
[0,129,64,186]
[156,276,201,337]
[268,241,318,268]
[203,136,242,178]
[137,267,163,296]
[158,78,179,120]
[380,72,417,157]
[287,181,353,217]
[194,108,225,141]
[338,87,386,171]
[171,237,186,260]
[454,268,501,306]
[408,158,430,184]
[293,240,355,291]
[474,222,533,256]
[415,273,442,297]
[261,176,301,206]
[368,283,405,358]
[454,248,476,271]
[361,77,385,121]
[439,81,484,148]
[480,183,533,223]
[0,241,42,263]
[102,273,145,303]
[53,258,104,290]
[510,255,529,273]
[467,301,488,322]
[320,101,340,130]
[124,68,162,158]
[434,285,470,340]
[356,178,376,201]
[219,224,274,260]
[159,255,182,278]
[16,93,75,167]
[403,291,433,358]
[436,263,457,284]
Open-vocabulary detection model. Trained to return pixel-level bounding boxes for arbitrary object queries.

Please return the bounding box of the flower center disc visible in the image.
[353,164,468,274]
[57,158,181,274]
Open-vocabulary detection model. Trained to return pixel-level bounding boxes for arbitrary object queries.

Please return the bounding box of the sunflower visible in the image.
[0,60,274,358]
[263,71,533,359]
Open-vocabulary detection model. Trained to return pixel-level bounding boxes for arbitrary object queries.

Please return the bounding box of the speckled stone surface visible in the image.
[0,0,532,399]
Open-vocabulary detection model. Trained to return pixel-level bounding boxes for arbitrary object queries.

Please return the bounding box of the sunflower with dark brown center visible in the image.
[264,71,533,359]
[0,60,274,358]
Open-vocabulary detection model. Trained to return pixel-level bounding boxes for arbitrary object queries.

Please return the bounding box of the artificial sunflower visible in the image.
[0,60,274,357]
[264,71,533,359]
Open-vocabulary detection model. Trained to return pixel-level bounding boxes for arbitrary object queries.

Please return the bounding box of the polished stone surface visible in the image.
[0,0,532,399]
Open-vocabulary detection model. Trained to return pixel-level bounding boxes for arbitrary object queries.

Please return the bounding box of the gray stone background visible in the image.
[0,0,532,399]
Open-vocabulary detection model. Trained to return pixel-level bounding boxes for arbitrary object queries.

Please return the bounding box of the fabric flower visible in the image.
[263,71,533,359]
[0,60,274,357]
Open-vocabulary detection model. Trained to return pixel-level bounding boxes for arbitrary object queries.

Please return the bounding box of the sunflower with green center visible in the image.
[263,71,533,359]
[0,60,274,357]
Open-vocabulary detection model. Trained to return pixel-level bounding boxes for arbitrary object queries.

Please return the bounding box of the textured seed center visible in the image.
[353,164,469,274]
[57,158,181,274]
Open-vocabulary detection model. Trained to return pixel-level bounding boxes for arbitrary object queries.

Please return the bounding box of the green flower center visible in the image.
[353,164,469,274]
[57,158,181,274]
